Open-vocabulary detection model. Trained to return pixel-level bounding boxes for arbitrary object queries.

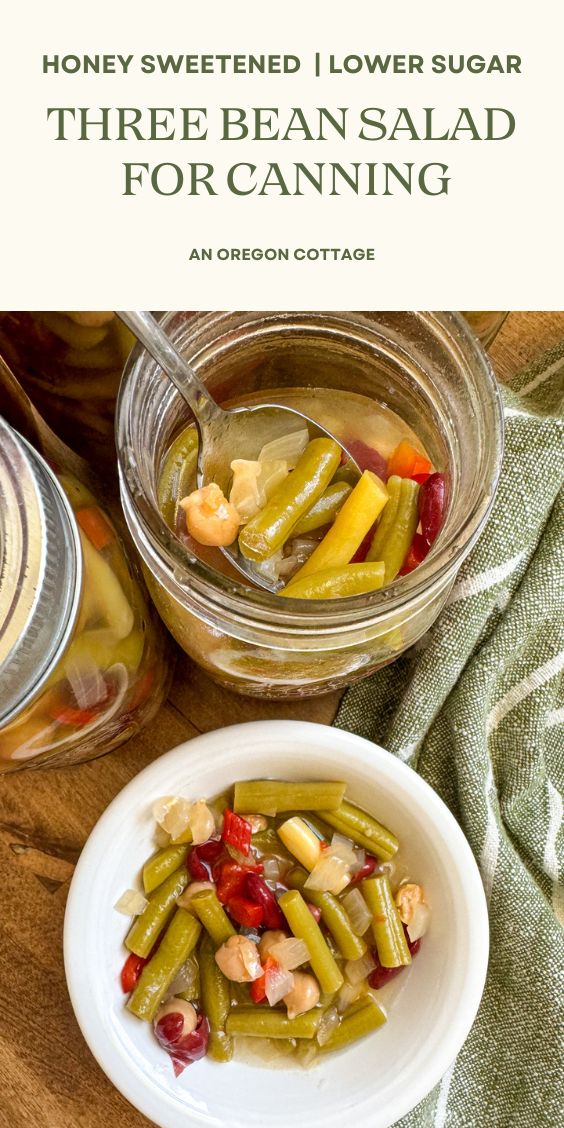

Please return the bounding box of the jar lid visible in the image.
[0,419,82,726]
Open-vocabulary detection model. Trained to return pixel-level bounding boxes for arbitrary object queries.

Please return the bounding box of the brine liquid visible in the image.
[158,386,430,579]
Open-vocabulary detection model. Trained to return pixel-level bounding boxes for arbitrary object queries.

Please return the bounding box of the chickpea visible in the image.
[283,971,320,1020]
[177,881,215,911]
[154,997,198,1037]
[395,883,425,925]
[214,935,262,982]
[258,930,287,961]
[179,483,241,547]
[245,814,269,834]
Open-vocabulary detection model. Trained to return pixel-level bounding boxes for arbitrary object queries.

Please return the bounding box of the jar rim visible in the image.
[0,421,83,724]
[116,311,504,630]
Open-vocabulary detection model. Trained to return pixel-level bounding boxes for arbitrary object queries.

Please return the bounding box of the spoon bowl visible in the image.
[117,312,360,591]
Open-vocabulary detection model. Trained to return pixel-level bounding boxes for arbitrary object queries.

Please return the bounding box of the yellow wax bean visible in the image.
[280,563,385,600]
[287,471,388,584]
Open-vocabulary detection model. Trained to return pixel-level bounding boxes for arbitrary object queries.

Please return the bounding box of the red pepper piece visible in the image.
[120,952,147,994]
[399,533,430,577]
[215,860,263,904]
[349,854,378,886]
[154,1012,210,1076]
[187,836,224,882]
[222,809,252,856]
[419,473,446,546]
[54,704,100,727]
[411,472,431,485]
[245,873,286,929]
[344,439,388,481]
[368,929,422,989]
[250,955,278,1004]
[388,440,432,480]
[227,894,263,929]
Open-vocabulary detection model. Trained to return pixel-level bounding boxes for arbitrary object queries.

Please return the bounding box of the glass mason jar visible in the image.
[461,312,508,349]
[116,311,503,699]
[0,312,135,466]
[0,418,171,771]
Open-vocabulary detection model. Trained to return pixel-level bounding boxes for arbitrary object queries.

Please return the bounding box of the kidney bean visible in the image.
[399,533,430,576]
[245,873,286,929]
[306,902,322,924]
[345,438,388,481]
[349,854,378,885]
[154,1012,210,1077]
[419,473,446,546]
[187,837,224,881]
[368,929,421,989]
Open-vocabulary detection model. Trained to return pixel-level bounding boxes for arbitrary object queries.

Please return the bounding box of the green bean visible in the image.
[177,954,200,1002]
[280,562,385,600]
[318,997,386,1052]
[319,799,399,862]
[287,471,389,582]
[127,909,201,1021]
[368,477,420,582]
[292,481,352,535]
[199,934,233,1062]
[278,889,344,994]
[238,438,341,562]
[366,475,402,562]
[362,875,411,967]
[247,827,282,854]
[288,868,367,960]
[225,1006,321,1039]
[233,780,346,815]
[126,868,188,958]
[190,889,236,946]
[142,845,189,895]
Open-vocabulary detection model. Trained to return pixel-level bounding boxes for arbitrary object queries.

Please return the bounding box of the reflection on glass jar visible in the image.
[0,418,171,771]
[117,311,503,699]
[461,312,508,349]
[0,312,134,464]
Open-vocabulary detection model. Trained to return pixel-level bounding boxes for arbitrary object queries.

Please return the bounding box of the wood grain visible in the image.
[1,312,562,1128]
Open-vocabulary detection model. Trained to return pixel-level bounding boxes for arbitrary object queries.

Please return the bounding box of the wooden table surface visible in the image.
[1,311,563,1128]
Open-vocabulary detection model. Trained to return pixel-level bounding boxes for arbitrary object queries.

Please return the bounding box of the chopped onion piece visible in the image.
[304,854,351,895]
[265,962,294,1006]
[262,855,284,882]
[316,1005,340,1046]
[259,428,309,467]
[342,888,373,936]
[187,799,215,845]
[345,951,376,985]
[336,979,364,1013]
[230,458,289,523]
[154,825,171,848]
[406,901,431,942]
[152,795,193,840]
[114,889,148,916]
[66,655,107,710]
[298,1042,318,1069]
[169,954,200,997]
[270,937,311,971]
[328,833,358,869]
[350,849,366,876]
[252,549,285,585]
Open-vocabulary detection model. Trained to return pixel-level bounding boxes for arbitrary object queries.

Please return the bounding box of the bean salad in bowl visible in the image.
[64,722,489,1128]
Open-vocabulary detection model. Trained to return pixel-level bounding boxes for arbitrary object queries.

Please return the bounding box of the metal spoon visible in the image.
[117,311,360,591]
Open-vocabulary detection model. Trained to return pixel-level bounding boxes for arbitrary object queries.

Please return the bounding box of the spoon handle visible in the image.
[116,311,222,425]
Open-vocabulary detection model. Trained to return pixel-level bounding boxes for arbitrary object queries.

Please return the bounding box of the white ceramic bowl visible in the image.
[64,721,488,1128]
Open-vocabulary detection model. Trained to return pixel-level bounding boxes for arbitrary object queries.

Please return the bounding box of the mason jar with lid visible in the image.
[116,311,503,699]
[0,418,170,771]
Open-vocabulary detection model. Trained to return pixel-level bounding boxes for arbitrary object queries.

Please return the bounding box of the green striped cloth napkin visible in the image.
[335,343,564,1128]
